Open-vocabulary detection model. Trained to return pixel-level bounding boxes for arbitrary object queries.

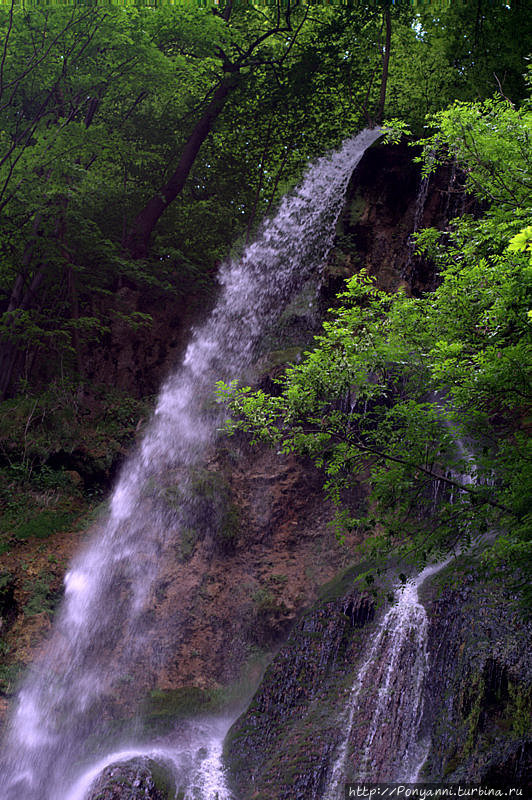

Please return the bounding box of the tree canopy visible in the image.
[1,1,529,398]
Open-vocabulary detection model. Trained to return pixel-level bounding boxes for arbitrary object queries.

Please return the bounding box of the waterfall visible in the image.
[0,127,381,800]
[402,169,431,280]
[322,406,485,796]
[324,559,451,797]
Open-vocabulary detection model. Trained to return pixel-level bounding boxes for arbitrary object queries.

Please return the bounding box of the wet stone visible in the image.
[87,757,175,800]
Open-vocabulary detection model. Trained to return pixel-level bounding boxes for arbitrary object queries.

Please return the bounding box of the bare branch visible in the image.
[0,0,15,104]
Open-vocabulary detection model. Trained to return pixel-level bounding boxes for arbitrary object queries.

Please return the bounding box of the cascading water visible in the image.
[324,428,483,795]
[402,169,431,280]
[324,558,451,797]
[0,127,381,800]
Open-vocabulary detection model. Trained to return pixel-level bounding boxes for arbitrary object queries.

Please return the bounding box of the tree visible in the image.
[1,2,529,399]
[385,2,532,131]
[219,96,531,601]
[124,1,314,258]
[0,4,216,395]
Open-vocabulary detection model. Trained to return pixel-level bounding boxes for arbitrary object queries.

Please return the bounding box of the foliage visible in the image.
[0,380,150,467]
[0,4,529,599]
[219,98,532,599]
[385,4,531,131]
[1,4,527,396]
[0,380,150,553]
[0,658,23,696]
[22,571,57,617]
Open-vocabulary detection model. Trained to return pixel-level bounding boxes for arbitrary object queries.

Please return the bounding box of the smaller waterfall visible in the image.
[325,559,451,796]
[402,169,431,280]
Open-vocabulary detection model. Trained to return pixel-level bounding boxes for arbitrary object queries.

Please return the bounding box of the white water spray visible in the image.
[64,718,233,800]
[325,558,452,797]
[0,128,381,800]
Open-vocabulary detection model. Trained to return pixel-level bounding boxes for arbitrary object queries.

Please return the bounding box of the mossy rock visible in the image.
[87,757,175,800]
[318,557,396,604]
[420,556,532,784]
[153,466,241,555]
[258,279,321,356]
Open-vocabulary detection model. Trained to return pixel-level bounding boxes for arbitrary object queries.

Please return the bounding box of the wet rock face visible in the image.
[139,440,363,701]
[326,140,462,299]
[87,758,174,800]
[224,589,378,800]
[225,559,531,799]
[421,561,532,786]
[1,140,456,732]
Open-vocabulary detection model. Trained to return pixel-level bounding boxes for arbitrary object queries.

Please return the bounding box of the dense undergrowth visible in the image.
[0,383,152,556]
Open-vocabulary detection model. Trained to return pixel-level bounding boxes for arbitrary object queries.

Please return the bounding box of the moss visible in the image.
[178,527,198,561]
[507,681,532,738]
[143,649,271,739]
[0,659,24,695]
[160,484,182,510]
[0,385,149,471]
[90,757,175,800]
[217,501,240,551]
[252,586,276,613]
[151,464,241,554]
[318,558,392,603]
[442,751,462,778]
[145,758,176,799]
[348,191,367,227]
[462,672,485,757]
[145,686,212,721]
[13,507,78,542]
[0,385,151,557]
[22,570,59,616]
[257,280,321,356]
[188,467,241,552]
[318,562,364,602]
[255,345,305,375]
[0,571,12,592]
[189,467,223,500]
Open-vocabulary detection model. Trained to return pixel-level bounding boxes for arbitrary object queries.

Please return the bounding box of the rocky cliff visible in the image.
[421,558,531,786]
[4,139,435,723]
[224,557,531,798]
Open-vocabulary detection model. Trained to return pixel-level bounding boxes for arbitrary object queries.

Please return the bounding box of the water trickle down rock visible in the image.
[324,560,450,797]
[419,556,532,786]
[226,555,531,799]
[224,589,378,800]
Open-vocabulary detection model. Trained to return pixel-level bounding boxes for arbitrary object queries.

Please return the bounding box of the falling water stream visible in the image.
[324,558,452,798]
[324,423,483,795]
[0,128,382,800]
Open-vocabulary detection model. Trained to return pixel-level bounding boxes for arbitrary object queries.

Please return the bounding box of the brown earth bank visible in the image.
[0,140,463,732]
[0,438,364,732]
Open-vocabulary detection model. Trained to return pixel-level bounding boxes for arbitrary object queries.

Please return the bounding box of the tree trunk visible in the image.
[376,9,391,125]
[125,72,240,259]
[0,269,45,398]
